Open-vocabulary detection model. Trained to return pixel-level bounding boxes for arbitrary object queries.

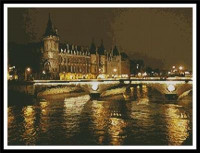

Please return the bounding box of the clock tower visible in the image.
[41,14,59,79]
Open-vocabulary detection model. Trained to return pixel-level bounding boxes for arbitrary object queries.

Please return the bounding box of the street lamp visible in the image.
[179,66,183,70]
[27,67,31,72]
[25,67,31,81]
[113,68,117,72]
[113,68,117,78]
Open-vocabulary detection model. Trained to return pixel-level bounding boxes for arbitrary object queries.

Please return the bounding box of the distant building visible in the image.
[40,14,130,80]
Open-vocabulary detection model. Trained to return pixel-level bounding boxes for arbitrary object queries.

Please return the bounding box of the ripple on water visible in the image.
[8,87,192,145]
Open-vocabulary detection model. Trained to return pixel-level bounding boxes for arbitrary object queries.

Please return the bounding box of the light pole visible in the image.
[179,66,184,76]
[113,68,117,78]
[179,66,183,71]
[25,67,31,81]
[42,70,46,79]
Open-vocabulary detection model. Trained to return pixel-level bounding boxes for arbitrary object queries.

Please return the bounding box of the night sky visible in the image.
[8,8,192,70]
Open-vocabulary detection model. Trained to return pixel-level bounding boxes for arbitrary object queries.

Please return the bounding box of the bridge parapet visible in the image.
[8,79,192,99]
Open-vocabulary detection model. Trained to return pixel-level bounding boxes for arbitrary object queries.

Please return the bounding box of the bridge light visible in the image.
[167,84,175,92]
[91,82,99,91]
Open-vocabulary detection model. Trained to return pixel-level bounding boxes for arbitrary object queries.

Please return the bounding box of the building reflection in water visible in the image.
[137,85,149,105]
[7,83,192,145]
[8,106,16,144]
[22,105,36,145]
[130,84,153,128]
[39,101,49,133]
[8,107,15,127]
[90,101,109,144]
[90,98,128,145]
[164,105,190,145]
[108,117,127,145]
[63,95,90,139]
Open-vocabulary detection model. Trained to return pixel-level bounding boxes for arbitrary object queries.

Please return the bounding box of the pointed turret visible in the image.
[113,45,119,56]
[89,39,96,54]
[98,40,105,55]
[44,13,57,37]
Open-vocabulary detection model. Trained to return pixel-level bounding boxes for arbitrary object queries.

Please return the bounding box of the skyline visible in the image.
[8,8,192,70]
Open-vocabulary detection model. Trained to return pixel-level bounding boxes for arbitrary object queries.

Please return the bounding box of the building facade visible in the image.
[40,15,130,80]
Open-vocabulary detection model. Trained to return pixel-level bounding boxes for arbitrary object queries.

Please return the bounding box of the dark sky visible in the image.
[8,8,192,70]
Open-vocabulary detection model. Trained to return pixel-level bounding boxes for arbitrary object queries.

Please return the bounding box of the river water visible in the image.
[8,84,192,145]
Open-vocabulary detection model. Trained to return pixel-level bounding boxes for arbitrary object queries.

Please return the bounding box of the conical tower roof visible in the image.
[98,40,105,55]
[44,13,57,37]
[113,45,119,56]
[89,39,96,54]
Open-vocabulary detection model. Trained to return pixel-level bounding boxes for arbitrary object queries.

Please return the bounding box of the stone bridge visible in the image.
[8,79,192,99]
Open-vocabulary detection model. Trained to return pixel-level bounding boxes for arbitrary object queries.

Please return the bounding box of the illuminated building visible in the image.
[40,14,130,80]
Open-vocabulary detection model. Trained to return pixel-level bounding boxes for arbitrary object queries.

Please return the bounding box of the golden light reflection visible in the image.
[63,95,90,138]
[90,101,109,144]
[39,101,49,132]
[40,101,48,115]
[137,84,149,105]
[130,85,154,127]
[164,105,190,145]
[22,105,36,145]
[130,87,134,97]
[136,85,141,99]
[8,107,15,127]
[108,117,127,145]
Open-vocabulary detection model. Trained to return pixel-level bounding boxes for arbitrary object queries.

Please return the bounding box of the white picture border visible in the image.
[3,3,197,150]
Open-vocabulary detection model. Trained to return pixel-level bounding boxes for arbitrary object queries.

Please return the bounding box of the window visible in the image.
[71,66,73,72]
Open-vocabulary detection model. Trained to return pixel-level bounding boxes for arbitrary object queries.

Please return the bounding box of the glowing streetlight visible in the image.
[42,70,46,74]
[179,66,183,70]
[27,67,31,72]
[172,66,175,69]
[113,68,117,72]
[25,67,31,81]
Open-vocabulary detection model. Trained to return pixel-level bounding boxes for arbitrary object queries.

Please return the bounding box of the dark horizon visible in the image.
[8,8,192,70]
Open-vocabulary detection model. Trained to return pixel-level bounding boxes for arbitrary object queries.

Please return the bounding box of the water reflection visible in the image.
[8,107,15,127]
[137,85,149,105]
[90,101,109,144]
[8,84,192,145]
[164,105,190,145]
[39,101,49,133]
[62,95,90,139]
[22,106,36,145]
[109,117,127,145]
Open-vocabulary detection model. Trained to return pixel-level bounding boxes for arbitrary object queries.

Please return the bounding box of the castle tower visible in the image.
[98,40,106,74]
[89,40,98,76]
[107,45,121,77]
[112,45,121,76]
[41,14,59,79]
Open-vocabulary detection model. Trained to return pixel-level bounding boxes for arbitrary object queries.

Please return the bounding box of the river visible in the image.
[8,84,192,145]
